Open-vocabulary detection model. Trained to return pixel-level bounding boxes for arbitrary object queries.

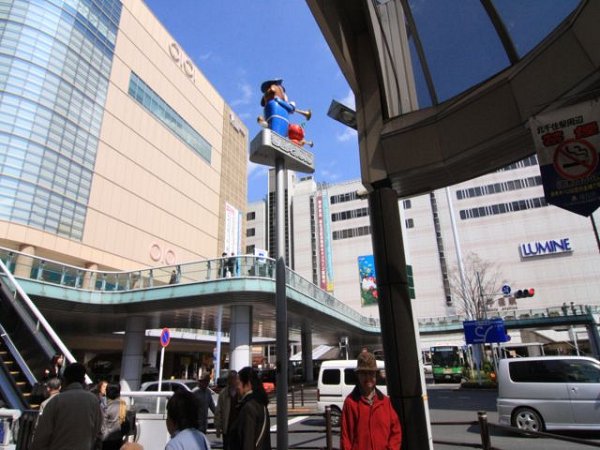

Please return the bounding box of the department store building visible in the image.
[0,0,248,273]
[246,159,600,346]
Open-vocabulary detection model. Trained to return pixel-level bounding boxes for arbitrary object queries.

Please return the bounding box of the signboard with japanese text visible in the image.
[463,318,509,344]
[315,193,334,292]
[529,99,600,216]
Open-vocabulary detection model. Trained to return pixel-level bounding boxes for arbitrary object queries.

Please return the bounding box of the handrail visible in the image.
[0,246,381,330]
[0,321,36,386]
[0,258,91,383]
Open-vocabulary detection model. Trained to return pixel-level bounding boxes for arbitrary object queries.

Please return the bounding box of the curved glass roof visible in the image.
[405,0,581,109]
[309,0,596,197]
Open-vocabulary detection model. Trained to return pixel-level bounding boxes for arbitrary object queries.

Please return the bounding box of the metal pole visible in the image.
[445,187,467,314]
[156,346,165,413]
[478,411,491,450]
[215,305,223,379]
[590,214,600,254]
[275,156,288,450]
[325,406,333,450]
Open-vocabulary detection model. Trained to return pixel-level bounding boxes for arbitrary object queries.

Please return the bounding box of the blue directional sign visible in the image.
[501,284,511,296]
[463,318,509,344]
[160,327,171,348]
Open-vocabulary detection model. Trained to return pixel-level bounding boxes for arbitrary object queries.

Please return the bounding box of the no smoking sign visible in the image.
[530,99,600,217]
[553,139,598,180]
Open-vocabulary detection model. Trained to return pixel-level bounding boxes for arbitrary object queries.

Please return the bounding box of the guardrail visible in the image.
[432,411,600,449]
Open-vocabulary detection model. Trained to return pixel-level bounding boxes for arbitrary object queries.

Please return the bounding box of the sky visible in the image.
[143,0,360,203]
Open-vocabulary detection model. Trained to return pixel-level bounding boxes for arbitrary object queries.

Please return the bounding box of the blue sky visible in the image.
[144,0,360,203]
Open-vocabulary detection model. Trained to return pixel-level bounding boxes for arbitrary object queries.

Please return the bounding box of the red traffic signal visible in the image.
[515,288,535,298]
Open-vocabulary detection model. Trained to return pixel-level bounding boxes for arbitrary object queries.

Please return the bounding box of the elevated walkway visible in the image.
[1,246,597,344]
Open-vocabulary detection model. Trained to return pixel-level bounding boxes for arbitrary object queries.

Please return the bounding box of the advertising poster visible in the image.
[358,255,378,306]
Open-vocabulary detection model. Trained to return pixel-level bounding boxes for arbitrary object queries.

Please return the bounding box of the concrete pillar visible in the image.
[229,305,252,371]
[82,263,98,290]
[120,316,147,391]
[301,325,314,383]
[14,245,35,278]
[147,341,159,368]
[368,185,431,450]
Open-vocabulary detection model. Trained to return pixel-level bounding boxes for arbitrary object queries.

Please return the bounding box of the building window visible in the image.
[128,72,211,164]
[331,207,369,222]
[0,0,123,241]
[459,196,547,220]
[246,211,256,221]
[330,191,358,204]
[455,175,543,200]
[245,245,255,254]
[246,228,255,237]
[403,199,412,209]
[405,218,414,228]
[497,155,538,172]
[332,225,371,240]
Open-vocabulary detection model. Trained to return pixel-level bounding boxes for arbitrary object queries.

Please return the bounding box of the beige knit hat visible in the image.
[355,351,378,373]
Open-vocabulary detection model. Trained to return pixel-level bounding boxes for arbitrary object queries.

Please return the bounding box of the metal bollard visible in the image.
[325,406,333,450]
[300,383,304,406]
[291,385,295,409]
[478,411,491,450]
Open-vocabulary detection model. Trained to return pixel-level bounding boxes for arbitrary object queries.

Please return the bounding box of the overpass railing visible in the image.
[0,246,381,330]
[2,246,597,333]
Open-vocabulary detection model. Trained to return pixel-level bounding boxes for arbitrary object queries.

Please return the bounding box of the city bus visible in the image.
[431,346,466,383]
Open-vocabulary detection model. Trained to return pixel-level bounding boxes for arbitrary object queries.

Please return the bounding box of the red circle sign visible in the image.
[553,138,598,180]
[160,328,170,347]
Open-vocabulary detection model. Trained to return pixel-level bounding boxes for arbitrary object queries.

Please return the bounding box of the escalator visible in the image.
[0,259,70,410]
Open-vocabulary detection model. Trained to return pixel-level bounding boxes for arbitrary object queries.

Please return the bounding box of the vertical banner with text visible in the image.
[529,99,600,216]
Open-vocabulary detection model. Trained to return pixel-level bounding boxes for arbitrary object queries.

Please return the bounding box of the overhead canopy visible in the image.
[307,0,600,197]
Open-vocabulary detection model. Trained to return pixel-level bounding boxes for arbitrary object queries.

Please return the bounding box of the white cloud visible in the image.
[197,51,212,61]
[247,161,268,178]
[319,168,341,182]
[339,89,355,109]
[231,82,253,107]
[336,127,357,143]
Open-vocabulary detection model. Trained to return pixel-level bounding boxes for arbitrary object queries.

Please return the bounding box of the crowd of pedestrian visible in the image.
[21,350,404,450]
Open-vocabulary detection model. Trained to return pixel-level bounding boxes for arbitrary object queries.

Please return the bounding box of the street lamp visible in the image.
[327,99,357,130]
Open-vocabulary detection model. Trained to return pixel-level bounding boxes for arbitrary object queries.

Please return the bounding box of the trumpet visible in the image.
[295,108,312,121]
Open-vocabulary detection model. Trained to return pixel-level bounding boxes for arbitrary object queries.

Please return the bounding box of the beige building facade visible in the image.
[0,0,247,272]
[247,159,600,324]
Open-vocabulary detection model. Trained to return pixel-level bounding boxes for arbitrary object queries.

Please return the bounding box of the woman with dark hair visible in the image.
[165,390,211,450]
[228,366,271,450]
[43,354,65,381]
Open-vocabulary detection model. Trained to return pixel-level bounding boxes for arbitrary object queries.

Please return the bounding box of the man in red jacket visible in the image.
[341,352,402,449]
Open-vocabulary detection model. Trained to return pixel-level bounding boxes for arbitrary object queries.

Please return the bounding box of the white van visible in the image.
[316,359,387,426]
[497,356,600,432]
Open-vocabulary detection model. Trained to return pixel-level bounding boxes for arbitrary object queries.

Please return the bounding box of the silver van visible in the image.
[497,356,600,432]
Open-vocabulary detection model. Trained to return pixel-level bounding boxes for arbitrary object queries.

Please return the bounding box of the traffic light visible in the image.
[515,288,535,299]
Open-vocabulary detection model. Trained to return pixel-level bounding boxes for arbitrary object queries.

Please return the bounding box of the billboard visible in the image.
[358,255,378,306]
[315,193,334,292]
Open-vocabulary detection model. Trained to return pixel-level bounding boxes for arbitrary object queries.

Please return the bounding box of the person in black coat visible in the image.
[228,367,271,450]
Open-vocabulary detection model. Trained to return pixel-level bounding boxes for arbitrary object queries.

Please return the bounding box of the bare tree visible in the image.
[449,252,506,320]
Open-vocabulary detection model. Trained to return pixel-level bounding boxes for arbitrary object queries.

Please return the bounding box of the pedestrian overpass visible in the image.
[1,245,599,407]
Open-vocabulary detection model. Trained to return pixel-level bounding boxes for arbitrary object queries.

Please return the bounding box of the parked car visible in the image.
[497,356,600,432]
[126,379,218,416]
